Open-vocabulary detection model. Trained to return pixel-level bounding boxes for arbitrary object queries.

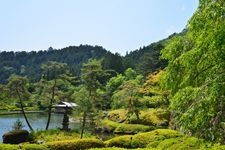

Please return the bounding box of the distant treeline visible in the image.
[0,34,177,83]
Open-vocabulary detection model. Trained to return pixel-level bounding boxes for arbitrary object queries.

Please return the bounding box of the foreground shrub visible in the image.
[107,109,170,126]
[2,130,29,144]
[140,96,168,108]
[131,129,183,148]
[31,129,83,142]
[0,144,19,150]
[114,123,155,134]
[102,120,119,132]
[211,144,225,150]
[90,148,128,150]
[102,120,156,134]
[107,109,127,123]
[21,144,49,150]
[105,135,133,148]
[139,109,170,126]
[46,138,105,150]
[150,136,208,149]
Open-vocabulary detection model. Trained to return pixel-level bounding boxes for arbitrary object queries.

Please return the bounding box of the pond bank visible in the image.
[0,111,44,115]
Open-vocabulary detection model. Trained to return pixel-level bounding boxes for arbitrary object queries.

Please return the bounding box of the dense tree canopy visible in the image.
[161,0,225,142]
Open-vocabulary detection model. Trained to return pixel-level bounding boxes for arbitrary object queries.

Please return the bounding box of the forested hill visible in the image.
[0,45,111,83]
[0,33,176,83]
[124,32,182,76]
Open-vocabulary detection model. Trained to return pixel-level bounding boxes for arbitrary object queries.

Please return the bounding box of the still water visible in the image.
[0,113,78,142]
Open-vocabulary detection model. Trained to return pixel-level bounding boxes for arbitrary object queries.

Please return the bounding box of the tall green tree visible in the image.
[81,59,105,108]
[41,61,67,130]
[111,69,143,122]
[76,59,105,137]
[161,0,225,142]
[7,75,33,131]
[73,87,94,139]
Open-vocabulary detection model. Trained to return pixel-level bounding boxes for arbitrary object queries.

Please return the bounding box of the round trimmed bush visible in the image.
[105,135,133,148]
[131,129,184,148]
[46,138,105,150]
[0,144,19,150]
[3,130,29,144]
[21,144,49,150]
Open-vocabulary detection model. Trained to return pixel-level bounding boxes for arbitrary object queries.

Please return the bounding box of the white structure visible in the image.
[53,101,78,113]
[53,101,78,108]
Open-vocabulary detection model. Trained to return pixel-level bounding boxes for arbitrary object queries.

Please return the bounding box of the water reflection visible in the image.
[0,113,77,142]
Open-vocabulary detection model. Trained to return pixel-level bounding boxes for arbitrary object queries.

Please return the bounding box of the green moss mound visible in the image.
[107,109,170,126]
[102,120,156,134]
[90,148,127,150]
[46,138,105,150]
[0,144,19,150]
[102,120,119,132]
[107,109,127,123]
[90,148,155,150]
[105,135,133,148]
[114,123,156,134]
[31,129,83,142]
[149,136,208,149]
[139,109,170,126]
[0,144,48,150]
[21,144,49,150]
[131,129,183,148]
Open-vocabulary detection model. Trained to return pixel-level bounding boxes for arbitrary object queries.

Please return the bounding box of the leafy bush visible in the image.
[107,109,170,126]
[31,129,85,142]
[105,135,133,148]
[153,136,209,150]
[140,96,168,108]
[90,148,128,150]
[21,144,49,150]
[46,138,105,150]
[102,120,119,132]
[107,109,127,123]
[131,129,183,148]
[114,123,155,134]
[0,144,19,150]
[140,109,170,126]
[211,144,225,150]
[102,120,155,134]
[12,119,25,130]
[3,130,29,144]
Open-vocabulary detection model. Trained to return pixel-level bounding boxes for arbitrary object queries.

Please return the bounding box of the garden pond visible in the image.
[0,113,79,142]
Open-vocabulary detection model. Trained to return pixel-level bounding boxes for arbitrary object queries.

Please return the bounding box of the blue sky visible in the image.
[0,0,198,55]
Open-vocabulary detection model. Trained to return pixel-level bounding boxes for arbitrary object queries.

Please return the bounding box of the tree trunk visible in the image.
[45,78,56,130]
[80,111,87,139]
[16,89,33,131]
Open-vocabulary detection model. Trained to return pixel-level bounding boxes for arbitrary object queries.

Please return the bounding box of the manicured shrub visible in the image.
[107,109,127,123]
[105,135,133,148]
[107,108,170,126]
[140,96,168,108]
[21,144,49,150]
[102,120,119,132]
[31,129,85,142]
[114,123,155,134]
[2,130,29,144]
[153,136,211,150]
[131,129,183,148]
[0,144,19,150]
[90,148,155,150]
[46,138,105,150]
[90,148,128,150]
[211,144,225,150]
[102,119,156,134]
[140,109,170,126]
